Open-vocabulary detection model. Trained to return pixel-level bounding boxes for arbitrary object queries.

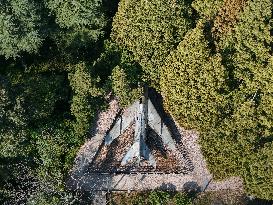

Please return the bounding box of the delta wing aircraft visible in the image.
[104,88,177,168]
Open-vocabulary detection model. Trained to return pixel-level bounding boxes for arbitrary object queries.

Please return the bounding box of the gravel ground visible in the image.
[95,99,120,135]
[174,124,244,192]
[89,125,135,173]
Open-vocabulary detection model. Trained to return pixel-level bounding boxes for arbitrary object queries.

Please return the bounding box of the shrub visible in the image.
[109,191,193,205]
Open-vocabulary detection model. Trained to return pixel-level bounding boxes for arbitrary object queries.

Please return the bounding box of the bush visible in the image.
[109,191,193,205]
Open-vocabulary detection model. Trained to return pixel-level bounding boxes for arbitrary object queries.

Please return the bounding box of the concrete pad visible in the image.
[68,173,198,192]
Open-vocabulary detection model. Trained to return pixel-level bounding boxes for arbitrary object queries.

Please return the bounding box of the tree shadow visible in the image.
[183,181,201,193]
[148,88,194,172]
[159,182,177,191]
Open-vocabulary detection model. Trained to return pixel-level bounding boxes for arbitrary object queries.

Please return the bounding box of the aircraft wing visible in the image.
[104,101,138,145]
[147,99,176,151]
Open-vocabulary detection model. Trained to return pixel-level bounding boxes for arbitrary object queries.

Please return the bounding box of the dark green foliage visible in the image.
[0,0,109,60]
[0,62,74,203]
[1,0,273,202]
[92,40,143,107]
[111,65,142,107]
[111,0,193,88]
[91,40,121,82]
[46,0,107,38]
[0,121,84,205]
[45,0,108,60]
[22,74,67,121]
[0,0,43,58]
[110,48,142,107]
[0,75,13,124]
[0,0,117,203]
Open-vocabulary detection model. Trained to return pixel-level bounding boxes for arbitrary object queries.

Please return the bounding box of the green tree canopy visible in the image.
[160,24,227,131]
[68,63,105,135]
[46,0,107,45]
[192,0,224,19]
[0,0,43,58]
[200,0,273,199]
[111,0,193,88]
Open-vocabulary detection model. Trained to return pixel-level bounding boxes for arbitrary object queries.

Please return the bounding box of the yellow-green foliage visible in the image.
[111,65,141,107]
[243,142,273,199]
[160,5,273,197]
[160,24,227,131]
[200,0,273,200]
[192,0,224,19]
[69,63,104,134]
[111,0,193,88]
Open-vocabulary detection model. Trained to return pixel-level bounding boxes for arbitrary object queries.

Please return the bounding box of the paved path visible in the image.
[68,173,198,191]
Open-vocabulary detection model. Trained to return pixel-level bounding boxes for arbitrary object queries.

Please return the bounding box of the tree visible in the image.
[0,75,12,125]
[160,24,228,131]
[212,0,247,46]
[200,0,273,199]
[111,65,142,107]
[0,0,43,58]
[0,74,29,161]
[46,0,107,36]
[111,0,193,88]
[46,0,108,57]
[0,1,114,203]
[68,63,105,135]
[192,0,224,19]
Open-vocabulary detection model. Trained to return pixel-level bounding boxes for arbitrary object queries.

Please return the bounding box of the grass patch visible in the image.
[108,191,194,205]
